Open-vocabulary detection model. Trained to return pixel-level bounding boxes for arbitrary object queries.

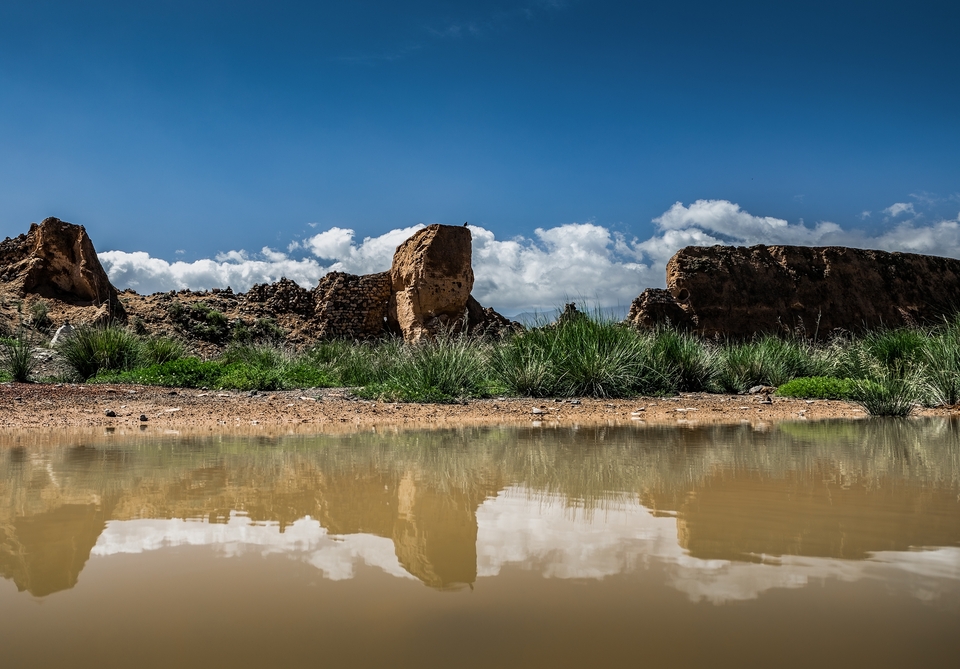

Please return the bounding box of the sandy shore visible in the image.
[2,381,958,438]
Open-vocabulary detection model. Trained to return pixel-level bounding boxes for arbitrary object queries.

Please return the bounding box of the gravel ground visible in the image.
[2,382,958,438]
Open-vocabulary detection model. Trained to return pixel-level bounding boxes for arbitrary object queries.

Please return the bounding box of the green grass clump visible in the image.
[0,330,35,382]
[58,324,141,380]
[139,335,187,366]
[853,372,917,417]
[30,300,52,333]
[777,376,858,399]
[920,327,960,406]
[715,336,820,393]
[94,358,233,387]
[650,328,715,392]
[492,316,668,398]
[359,336,491,402]
[860,328,928,370]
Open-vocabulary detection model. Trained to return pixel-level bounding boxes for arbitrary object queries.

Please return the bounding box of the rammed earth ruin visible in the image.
[0,218,513,350]
[5,216,960,346]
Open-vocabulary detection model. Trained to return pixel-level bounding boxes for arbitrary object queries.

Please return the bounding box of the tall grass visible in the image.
[853,372,917,417]
[361,336,490,402]
[917,317,960,407]
[58,324,141,380]
[492,316,672,398]
[650,328,715,392]
[0,329,35,382]
[37,310,960,408]
[715,335,821,393]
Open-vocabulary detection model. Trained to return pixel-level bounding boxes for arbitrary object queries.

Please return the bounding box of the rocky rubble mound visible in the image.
[628,244,960,338]
[246,278,314,317]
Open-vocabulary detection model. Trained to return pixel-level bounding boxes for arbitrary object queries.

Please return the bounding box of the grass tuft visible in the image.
[58,324,141,380]
[0,330,36,382]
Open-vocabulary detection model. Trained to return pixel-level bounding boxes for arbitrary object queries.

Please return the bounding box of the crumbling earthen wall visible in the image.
[314,271,393,340]
[627,244,960,338]
[245,278,314,317]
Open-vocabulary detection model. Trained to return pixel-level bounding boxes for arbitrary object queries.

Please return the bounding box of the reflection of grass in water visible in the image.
[4,420,960,521]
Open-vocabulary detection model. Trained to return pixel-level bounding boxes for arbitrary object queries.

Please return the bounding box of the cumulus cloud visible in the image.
[884,202,916,217]
[99,248,327,295]
[98,200,960,314]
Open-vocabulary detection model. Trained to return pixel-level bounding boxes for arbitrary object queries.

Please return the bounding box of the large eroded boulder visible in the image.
[387,224,474,343]
[627,245,960,338]
[0,217,124,319]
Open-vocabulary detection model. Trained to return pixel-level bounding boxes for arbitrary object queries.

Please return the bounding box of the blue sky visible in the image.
[1,1,958,311]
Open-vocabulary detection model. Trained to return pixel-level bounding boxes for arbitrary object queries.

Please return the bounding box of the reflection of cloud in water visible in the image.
[475,487,960,604]
[92,513,415,582]
[91,490,960,604]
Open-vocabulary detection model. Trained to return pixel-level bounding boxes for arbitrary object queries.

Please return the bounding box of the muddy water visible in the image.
[1,420,959,668]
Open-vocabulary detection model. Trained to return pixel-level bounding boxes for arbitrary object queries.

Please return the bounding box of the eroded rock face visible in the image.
[388,224,474,343]
[626,288,695,330]
[0,217,124,319]
[628,244,960,338]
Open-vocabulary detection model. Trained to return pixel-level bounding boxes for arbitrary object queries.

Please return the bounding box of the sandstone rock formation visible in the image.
[387,224,475,343]
[628,244,960,338]
[0,217,125,328]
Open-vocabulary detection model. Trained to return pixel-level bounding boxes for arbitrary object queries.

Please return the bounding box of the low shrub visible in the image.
[777,376,858,399]
[94,358,230,388]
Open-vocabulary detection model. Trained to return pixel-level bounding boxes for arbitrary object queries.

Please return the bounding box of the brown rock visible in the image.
[626,288,695,330]
[629,244,960,338]
[464,295,521,337]
[0,217,124,320]
[387,224,474,343]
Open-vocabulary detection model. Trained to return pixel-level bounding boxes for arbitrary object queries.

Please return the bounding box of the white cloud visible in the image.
[304,224,423,275]
[884,202,916,217]
[98,201,960,313]
[99,248,327,294]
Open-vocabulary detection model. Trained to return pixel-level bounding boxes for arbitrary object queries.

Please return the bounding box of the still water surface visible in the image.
[2,420,959,667]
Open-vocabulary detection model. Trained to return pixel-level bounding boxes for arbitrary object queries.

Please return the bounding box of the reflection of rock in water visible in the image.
[0,504,109,597]
[674,465,960,562]
[316,470,497,590]
[392,473,485,590]
[2,421,960,596]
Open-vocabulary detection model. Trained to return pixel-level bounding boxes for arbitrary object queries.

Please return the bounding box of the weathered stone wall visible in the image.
[314,271,392,340]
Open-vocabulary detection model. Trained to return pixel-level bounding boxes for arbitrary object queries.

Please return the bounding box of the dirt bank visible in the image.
[2,382,957,437]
